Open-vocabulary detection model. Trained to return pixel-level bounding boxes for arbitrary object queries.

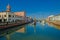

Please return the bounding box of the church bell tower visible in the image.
[6,4,10,12]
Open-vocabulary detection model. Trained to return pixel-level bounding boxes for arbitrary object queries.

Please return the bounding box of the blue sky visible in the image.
[0,0,60,18]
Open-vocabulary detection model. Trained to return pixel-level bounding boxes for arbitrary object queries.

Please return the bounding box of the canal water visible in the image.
[0,22,60,40]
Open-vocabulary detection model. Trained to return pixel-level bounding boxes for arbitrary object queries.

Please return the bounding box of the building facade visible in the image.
[0,12,15,22]
[0,4,26,22]
[47,15,60,22]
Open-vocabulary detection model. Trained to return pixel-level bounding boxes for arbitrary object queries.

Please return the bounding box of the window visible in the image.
[9,15,11,17]
[13,16,14,17]
[0,15,1,17]
[4,15,6,17]
[4,19,7,22]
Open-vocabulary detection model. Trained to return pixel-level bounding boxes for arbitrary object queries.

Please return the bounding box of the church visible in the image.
[0,4,26,22]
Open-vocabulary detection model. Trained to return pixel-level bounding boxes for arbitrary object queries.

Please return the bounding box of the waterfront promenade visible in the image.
[0,18,33,29]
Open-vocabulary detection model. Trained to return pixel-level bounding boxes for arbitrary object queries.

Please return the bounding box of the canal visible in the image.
[0,22,60,40]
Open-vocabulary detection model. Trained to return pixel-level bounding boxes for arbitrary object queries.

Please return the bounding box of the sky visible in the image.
[0,0,60,18]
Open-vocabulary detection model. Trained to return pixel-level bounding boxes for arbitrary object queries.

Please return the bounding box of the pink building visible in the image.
[14,12,26,17]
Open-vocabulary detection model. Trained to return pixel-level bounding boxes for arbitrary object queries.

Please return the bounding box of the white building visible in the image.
[0,4,25,22]
[53,15,60,21]
[48,15,60,21]
[0,12,15,22]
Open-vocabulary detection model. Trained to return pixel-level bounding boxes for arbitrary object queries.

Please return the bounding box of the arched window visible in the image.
[0,15,1,17]
[4,15,6,17]
[9,15,11,17]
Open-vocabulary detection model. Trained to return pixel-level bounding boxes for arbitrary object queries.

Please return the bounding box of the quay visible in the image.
[0,19,33,30]
[47,20,60,26]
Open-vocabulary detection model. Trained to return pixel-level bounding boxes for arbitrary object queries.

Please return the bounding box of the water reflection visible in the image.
[10,22,60,40]
[0,22,60,40]
[47,22,60,30]
[0,25,26,37]
[16,27,25,33]
[29,23,36,32]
